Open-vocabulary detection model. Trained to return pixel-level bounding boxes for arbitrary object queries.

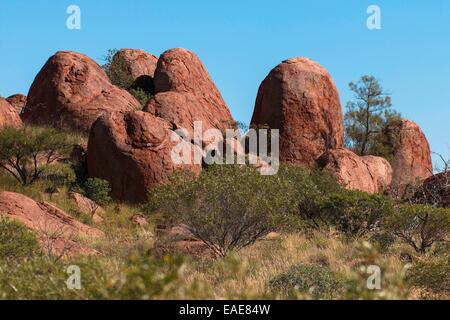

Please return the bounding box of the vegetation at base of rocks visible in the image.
[82,178,112,206]
[0,125,448,299]
[383,204,450,253]
[0,219,40,262]
[269,263,344,299]
[344,75,402,160]
[0,126,75,185]
[145,165,297,257]
[102,48,153,106]
[405,254,449,295]
[317,191,394,237]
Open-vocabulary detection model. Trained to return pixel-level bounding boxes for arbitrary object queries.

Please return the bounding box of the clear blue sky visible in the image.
[1,0,449,165]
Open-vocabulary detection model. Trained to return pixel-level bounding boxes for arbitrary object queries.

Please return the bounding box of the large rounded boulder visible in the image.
[251,57,343,166]
[146,48,235,138]
[0,97,23,128]
[390,119,433,192]
[22,51,140,132]
[317,148,393,194]
[87,110,201,204]
[112,48,158,79]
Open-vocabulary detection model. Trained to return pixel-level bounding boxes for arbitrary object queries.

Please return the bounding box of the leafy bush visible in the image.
[83,178,112,205]
[103,48,134,89]
[405,254,450,295]
[0,218,40,261]
[383,204,450,253]
[0,126,74,185]
[269,263,344,298]
[146,165,296,257]
[103,49,153,106]
[319,190,394,236]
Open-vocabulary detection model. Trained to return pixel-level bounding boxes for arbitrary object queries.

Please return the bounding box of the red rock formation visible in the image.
[87,110,201,204]
[0,191,103,257]
[112,48,158,79]
[390,119,433,192]
[317,148,393,194]
[6,94,27,115]
[0,97,23,128]
[146,48,235,137]
[251,57,343,166]
[22,51,140,132]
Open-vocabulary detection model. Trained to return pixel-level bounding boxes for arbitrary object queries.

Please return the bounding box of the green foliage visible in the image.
[344,75,401,158]
[319,190,394,236]
[103,48,134,89]
[0,219,40,261]
[0,253,185,300]
[104,253,185,299]
[103,49,153,106]
[146,165,296,257]
[406,257,450,294]
[83,178,112,205]
[0,126,74,185]
[128,87,152,106]
[269,263,344,298]
[383,204,450,253]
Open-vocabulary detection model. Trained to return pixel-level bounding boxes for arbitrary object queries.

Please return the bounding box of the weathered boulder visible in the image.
[317,148,393,194]
[389,119,433,192]
[0,97,23,128]
[251,57,343,166]
[22,51,140,132]
[112,48,158,80]
[6,94,27,115]
[146,48,235,138]
[87,110,201,204]
[0,192,103,257]
[69,192,104,223]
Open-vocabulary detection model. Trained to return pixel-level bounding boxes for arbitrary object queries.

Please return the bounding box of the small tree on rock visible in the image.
[344,75,401,158]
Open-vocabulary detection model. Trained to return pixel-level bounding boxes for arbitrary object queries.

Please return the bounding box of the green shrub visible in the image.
[269,263,344,298]
[83,178,112,205]
[145,165,296,257]
[0,126,74,185]
[102,49,153,107]
[383,204,450,253]
[103,48,134,89]
[0,218,40,261]
[406,258,450,294]
[319,190,394,236]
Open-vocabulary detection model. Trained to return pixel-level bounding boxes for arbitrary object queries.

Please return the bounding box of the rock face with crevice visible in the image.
[251,57,343,166]
[317,148,393,194]
[22,51,141,132]
[145,48,235,139]
[0,97,23,128]
[0,191,103,257]
[87,110,201,204]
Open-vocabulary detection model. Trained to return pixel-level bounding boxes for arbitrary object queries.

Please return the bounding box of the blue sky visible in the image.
[1,0,449,165]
